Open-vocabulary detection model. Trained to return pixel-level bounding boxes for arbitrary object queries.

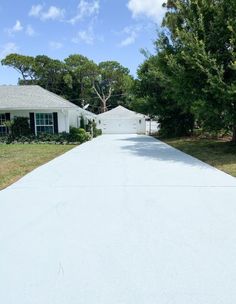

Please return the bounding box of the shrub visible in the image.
[91,120,102,137]
[11,117,32,137]
[0,127,92,145]
[93,127,102,137]
[69,127,91,143]
[36,132,70,143]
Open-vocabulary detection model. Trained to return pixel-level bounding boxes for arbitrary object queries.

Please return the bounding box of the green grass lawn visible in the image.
[0,144,76,190]
[162,137,236,177]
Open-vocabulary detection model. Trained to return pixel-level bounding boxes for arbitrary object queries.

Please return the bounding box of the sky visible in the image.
[0,0,165,84]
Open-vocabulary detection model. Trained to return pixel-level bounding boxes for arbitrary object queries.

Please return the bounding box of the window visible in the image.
[35,113,54,134]
[0,114,7,136]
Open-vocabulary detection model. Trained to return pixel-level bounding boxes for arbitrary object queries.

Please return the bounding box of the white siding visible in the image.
[0,109,70,133]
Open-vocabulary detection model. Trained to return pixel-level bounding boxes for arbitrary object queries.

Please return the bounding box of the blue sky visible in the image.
[0,0,165,84]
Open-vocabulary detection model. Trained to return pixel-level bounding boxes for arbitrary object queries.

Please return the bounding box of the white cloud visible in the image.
[29,4,43,17]
[41,6,65,21]
[69,0,100,24]
[6,20,23,36]
[26,25,36,37]
[72,25,95,45]
[0,42,19,59]
[119,25,141,47]
[49,41,63,50]
[29,4,65,21]
[127,0,165,22]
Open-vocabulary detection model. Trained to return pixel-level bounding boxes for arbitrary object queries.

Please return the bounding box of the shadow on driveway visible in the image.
[119,136,207,168]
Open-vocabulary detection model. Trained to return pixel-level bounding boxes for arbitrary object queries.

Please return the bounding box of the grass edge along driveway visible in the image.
[0,144,76,190]
[162,137,236,178]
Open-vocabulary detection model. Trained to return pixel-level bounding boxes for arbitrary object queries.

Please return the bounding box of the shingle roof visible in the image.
[97,105,146,118]
[0,85,79,110]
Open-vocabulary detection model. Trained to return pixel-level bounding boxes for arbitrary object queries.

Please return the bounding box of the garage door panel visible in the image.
[101,119,139,134]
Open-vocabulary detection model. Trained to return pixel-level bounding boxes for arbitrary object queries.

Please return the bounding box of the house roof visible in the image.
[0,85,80,110]
[97,105,147,119]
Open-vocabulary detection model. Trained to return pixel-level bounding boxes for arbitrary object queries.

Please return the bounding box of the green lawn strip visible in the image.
[161,137,236,177]
[0,144,76,190]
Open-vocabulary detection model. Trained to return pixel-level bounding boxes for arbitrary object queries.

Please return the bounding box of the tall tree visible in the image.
[64,54,98,106]
[93,61,133,112]
[133,53,194,136]
[160,0,236,139]
[1,54,35,80]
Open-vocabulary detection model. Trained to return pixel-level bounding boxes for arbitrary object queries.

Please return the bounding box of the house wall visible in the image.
[0,109,70,134]
[137,118,146,134]
[69,109,97,129]
[68,110,81,128]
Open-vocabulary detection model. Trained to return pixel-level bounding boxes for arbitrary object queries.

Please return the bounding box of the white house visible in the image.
[97,106,147,134]
[0,85,96,136]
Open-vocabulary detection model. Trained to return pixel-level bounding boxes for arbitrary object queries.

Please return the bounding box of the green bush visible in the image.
[93,127,102,137]
[4,117,32,138]
[0,126,92,145]
[69,127,91,143]
[36,132,70,143]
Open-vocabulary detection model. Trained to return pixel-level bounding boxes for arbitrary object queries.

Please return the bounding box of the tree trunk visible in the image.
[101,100,107,113]
[232,126,236,143]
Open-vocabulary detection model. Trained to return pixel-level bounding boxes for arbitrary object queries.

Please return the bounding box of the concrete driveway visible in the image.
[1,134,236,304]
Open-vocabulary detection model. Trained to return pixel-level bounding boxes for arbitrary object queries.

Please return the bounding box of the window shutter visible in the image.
[5,113,10,121]
[29,112,35,134]
[53,112,58,134]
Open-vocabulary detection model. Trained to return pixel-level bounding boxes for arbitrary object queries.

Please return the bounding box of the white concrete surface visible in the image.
[1,134,236,304]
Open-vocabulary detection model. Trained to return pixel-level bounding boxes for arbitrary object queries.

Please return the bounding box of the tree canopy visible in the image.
[1,54,134,113]
[132,0,236,140]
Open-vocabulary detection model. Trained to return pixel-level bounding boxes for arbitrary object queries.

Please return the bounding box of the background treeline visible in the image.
[1,54,134,113]
[2,0,236,140]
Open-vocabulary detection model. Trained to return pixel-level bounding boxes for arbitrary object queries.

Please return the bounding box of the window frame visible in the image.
[0,113,7,136]
[35,113,54,135]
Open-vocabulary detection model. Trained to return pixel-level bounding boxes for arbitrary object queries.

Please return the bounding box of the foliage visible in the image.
[10,117,32,137]
[132,0,236,140]
[1,54,134,113]
[93,61,132,112]
[1,54,35,80]
[91,120,102,137]
[94,128,102,137]
[69,127,91,143]
[0,132,69,144]
[132,54,194,136]
[0,128,92,144]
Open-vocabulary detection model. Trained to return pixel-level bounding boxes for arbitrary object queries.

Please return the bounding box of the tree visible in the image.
[1,54,66,94]
[64,54,98,106]
[134,0,236,139]
[33,55,66,93]
[1,53,134,113]
[1,54,35,80]
[132,53,194,137]
[159,0,236,140]
[93,61,133,112]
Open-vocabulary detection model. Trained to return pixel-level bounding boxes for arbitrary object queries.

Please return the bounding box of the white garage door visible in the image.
[101,118,139,134]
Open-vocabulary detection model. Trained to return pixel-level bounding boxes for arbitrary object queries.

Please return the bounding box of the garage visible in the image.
[97,106,147,134]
